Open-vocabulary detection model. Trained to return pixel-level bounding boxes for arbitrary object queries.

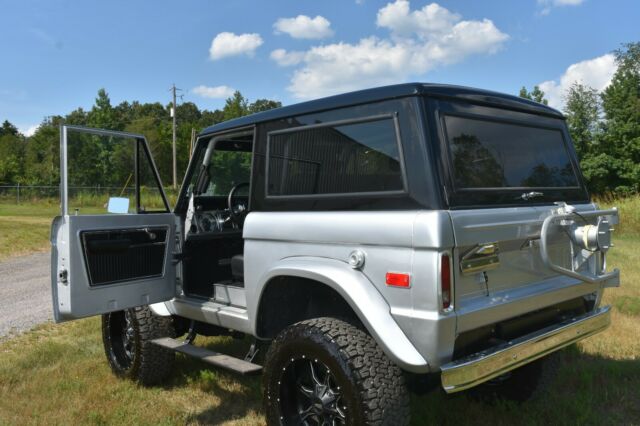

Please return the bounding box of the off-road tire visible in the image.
[263,317,410,425]
[102,306,175,386]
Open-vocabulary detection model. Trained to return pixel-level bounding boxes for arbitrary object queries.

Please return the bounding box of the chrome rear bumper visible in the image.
[440,306,611,393]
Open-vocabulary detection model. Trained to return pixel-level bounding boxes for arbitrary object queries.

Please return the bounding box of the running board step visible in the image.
[151,337,262,375]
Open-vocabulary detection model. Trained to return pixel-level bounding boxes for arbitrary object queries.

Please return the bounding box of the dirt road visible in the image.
[0,252,52,338]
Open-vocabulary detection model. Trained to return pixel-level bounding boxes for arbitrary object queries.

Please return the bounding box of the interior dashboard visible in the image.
[185,195,248,239]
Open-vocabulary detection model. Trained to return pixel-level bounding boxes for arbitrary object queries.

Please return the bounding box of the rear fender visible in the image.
[254,257,429,373]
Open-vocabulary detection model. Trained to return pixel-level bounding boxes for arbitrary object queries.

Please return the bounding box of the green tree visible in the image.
[23,117,62,185]
[564,82,600,160]
[519,85,549,105]
[87,89,121,130]
[0,120,24,183]
[599,42,640,193]
[0,120,19,137]
[223,91,249,121]
[248,99,282,114]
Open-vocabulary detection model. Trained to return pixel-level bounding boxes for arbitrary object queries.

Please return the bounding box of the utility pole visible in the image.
[171,84,178,189]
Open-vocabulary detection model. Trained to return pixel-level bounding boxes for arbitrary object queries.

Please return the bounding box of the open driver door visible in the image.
[51,125,177,322]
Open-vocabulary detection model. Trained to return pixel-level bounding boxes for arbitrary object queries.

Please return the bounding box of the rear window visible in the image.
[444,115,579,189]
[267,117,404,196]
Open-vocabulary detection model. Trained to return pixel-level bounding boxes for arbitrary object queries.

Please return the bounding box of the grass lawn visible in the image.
[0,199,639,425]
[0,203,59,261]
[0,202,127,261]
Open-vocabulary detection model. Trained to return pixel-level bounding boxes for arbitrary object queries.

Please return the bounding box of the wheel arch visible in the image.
[252,257,429,373]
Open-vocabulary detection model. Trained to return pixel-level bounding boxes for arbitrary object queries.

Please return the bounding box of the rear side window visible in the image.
[267,117,404,196]
[444,115,579,189]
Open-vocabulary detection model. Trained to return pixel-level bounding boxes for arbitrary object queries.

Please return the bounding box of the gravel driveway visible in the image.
[0,252,52,339]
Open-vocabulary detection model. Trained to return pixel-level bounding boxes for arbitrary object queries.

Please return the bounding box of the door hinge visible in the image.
[172,252,186,265]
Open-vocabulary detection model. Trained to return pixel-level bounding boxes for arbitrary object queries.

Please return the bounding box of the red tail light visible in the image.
[441,254,452,309]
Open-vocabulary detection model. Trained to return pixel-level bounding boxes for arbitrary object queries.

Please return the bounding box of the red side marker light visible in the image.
[441,254,452,309]
[386,272,411,288]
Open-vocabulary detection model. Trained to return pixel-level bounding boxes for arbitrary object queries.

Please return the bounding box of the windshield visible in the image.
[204,147,252,196]
[444,115,579,189]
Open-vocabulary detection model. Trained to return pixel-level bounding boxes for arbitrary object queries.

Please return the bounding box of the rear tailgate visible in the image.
[428,98,608,332]
[449,204,604,333]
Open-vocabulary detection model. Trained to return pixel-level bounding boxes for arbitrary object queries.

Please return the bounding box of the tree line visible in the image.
[1,42,639,195]
[0,91,280,188]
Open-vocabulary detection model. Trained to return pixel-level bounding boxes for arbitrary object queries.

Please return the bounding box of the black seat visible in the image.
[231,254,244,282]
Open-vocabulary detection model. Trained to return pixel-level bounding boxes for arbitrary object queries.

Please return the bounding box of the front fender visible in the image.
[254,257,429,373]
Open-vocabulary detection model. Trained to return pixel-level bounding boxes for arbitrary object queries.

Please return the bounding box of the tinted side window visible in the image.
[444,115,579,189]
[267,118,404,196]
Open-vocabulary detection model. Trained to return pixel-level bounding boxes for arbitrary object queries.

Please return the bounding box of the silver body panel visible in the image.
[161,205,610,372]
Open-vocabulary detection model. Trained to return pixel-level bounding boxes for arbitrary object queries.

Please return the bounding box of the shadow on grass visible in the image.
[409,346,640,425]
[161,338,640,426]
[163,335,264,424]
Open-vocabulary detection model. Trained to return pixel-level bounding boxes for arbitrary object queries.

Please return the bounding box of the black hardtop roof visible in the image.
[200,82,563,136]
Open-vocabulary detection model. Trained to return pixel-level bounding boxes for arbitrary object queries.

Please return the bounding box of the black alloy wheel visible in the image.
[263,317,410,426]
[280,356,347,425]
[101,306,176,385]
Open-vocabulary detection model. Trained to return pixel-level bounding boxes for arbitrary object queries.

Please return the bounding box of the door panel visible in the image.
[51,126,176,322]
[81,226,169,286]
[53,214,176,322]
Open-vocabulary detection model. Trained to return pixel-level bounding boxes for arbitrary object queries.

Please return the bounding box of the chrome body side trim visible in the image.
[440,305,611,393]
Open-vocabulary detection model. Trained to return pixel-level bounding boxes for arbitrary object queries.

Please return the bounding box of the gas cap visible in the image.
[347,250,366,269]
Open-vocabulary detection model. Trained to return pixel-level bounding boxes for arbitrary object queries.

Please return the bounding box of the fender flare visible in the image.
[252,257,429,373]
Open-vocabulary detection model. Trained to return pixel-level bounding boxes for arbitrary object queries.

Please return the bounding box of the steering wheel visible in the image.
[227,182,250,226]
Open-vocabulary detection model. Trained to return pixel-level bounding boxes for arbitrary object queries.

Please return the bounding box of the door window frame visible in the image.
[60,125,170,215]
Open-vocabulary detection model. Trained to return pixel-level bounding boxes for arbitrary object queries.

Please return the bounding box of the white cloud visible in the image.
[274,15,333,39]
[538,53,617,109]
[537,0,585,15]
[209,32,263,60]
[192,85,235,99]
[270,49,305,66]
[20,124,39,137]
[274,0,508,99]
[377,1,461,38]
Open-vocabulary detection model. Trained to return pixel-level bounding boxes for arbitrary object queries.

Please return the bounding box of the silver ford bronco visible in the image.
[50,83,619,425]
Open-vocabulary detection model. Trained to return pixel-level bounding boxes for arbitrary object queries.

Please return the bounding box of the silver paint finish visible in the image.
[242,210,454,372]
[51,213,176,322]
[239,205,614,371]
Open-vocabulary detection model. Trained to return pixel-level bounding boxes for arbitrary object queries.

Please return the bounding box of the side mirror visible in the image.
[107,197,130,214]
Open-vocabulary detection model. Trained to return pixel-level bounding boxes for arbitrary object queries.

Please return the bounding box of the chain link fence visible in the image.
[0,185,178,207]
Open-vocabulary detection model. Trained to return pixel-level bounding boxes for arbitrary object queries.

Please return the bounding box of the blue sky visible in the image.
[1,0,638,135]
